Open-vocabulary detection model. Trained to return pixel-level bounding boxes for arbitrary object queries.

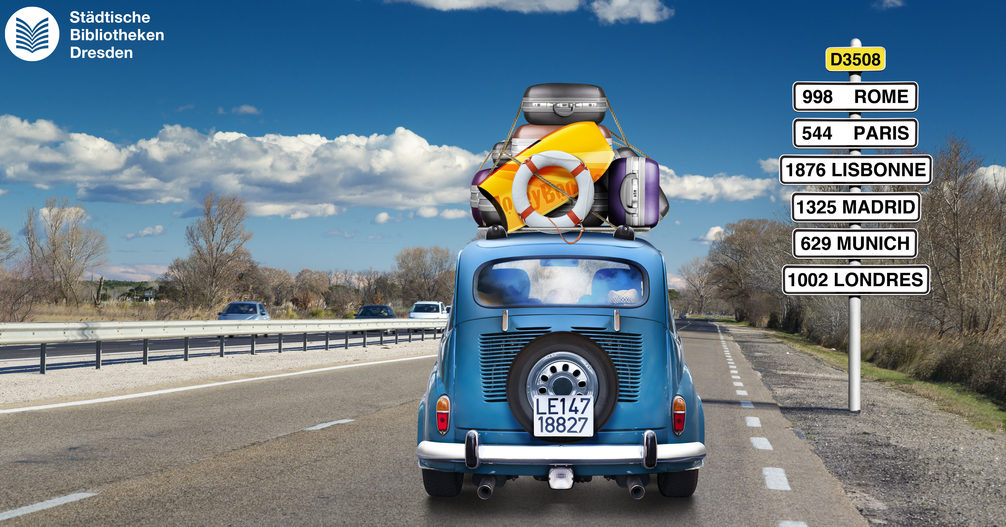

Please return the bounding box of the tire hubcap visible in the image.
[526,351,598,406]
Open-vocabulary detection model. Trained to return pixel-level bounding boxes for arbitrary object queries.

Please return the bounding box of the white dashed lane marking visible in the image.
[745,416,761,427]
[0,492,97,521]
[762,467,791,491]
[731,375,741,379]
[778,522,808,527]
[733,381,744,386]
[304,418,354,431]
[736,390,748,396]
[740,401,754,408]
[750,437,773,450]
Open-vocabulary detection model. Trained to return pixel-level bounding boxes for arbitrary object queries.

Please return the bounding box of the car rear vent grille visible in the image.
[479,328,644,403]
[572,329,644,402]
[479,328,551,402]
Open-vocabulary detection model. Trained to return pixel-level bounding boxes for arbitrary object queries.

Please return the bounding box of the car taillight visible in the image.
[672,395,686,436]
[436,395,450,435]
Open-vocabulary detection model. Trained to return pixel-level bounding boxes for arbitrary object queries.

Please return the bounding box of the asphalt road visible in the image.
[0,320,866,525]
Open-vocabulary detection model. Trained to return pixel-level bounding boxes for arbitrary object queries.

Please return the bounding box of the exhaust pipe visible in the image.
[476,475,496,500]
[626,475,645,500]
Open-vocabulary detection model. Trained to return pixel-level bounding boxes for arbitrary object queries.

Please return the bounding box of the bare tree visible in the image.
[293,269,330,310]
[261,267,295,306]
[678,256,712,314]
[23,197,108,305]
[0,227,15,265]
[166,193,252,309]
[394,246,455,306]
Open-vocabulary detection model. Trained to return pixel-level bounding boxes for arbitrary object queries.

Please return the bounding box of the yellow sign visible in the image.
[825,46,886,71]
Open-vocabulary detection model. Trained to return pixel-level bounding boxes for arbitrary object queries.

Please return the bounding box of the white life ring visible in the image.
[511,150,594,229]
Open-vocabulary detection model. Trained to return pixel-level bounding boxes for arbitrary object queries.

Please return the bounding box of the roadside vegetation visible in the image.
[675,136,1006,412]
[0,192,455,323]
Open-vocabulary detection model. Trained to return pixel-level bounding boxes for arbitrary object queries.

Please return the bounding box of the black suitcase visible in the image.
[522,83,608,125]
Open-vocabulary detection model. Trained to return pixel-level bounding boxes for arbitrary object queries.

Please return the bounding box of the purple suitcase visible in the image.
[470,169,503,226]
[608,156,664,228]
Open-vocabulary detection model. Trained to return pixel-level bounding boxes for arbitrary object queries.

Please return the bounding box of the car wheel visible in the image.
[657,469,699,497]
[506,332,618,443]
[421,469,463,497]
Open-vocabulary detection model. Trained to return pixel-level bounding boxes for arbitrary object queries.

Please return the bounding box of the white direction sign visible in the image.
[779,155,932,185]
[793,82,918,112]
[792,228,918,259]
[791,192,921,223]
[782,265,930,295]
[793,118,918,149]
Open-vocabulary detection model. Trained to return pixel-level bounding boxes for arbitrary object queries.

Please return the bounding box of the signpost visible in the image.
[792,118,918,148]
[779,154,932,185]
[790,192,921,223]
[792,228,918,259]
[782,265,930,295]
[781,39,930,413]
[793,82,917,112]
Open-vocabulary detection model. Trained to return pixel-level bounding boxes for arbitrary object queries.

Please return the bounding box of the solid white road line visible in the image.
[0,492,96,521]
[762,467,791,491]
[750,437,773,450]
[740,401,754,408]
[745,416,762,427]
[304,418,354,431]
[736,390,748,396]
[0,354,437,414]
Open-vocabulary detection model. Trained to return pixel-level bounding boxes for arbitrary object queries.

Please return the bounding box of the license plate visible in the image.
[532,395,594,437]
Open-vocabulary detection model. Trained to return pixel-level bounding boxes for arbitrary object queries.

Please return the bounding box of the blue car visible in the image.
[416,232,705,499]
[217,301,270,321]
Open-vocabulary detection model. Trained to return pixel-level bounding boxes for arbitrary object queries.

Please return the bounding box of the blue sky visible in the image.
[1,0,1004,284]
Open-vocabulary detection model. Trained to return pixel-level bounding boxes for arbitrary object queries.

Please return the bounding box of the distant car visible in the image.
[217,301,270,321]
[679,312,688,320]
[355,305,396,319]
[445,305,452,315]
[408,301,448,320]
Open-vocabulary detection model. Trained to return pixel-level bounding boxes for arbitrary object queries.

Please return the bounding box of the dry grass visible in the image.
[30,302,215,322]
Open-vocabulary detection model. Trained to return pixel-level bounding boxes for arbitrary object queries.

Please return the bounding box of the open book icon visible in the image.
[15,17,50,53]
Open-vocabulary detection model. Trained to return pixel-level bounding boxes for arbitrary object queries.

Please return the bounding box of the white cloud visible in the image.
[659,165,774,202]
[440,208,468,219]
[217,107,226,115]
[97,263,169,282]
[416,206,441,218]
[874,0,904,9]
[374,212,391,224]
[0,115,483,218]
[246,202,341,219]
[977,165,1006,188]
[758,158,780,174]
[125,224,165,240]
[175,104,195,112]
[399,0,671,23]
[232,104,261,115]
[673,219,681,225]
[590,0,673,23]
[325,226,355,239]
[667,273,686,290]
[399,0,579,13]
[39,206,88,225]
[0,188,7,197]
[693,225,724,245]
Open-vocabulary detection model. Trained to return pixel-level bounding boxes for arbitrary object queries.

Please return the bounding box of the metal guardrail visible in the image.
[0,319,448,374]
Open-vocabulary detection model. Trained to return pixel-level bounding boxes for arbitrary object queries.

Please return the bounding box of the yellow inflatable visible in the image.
[478,122,614,232]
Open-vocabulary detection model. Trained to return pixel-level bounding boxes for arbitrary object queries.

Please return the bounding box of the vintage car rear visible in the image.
[416,232,705,499]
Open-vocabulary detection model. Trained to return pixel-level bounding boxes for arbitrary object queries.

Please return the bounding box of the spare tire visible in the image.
[506,332,618,443]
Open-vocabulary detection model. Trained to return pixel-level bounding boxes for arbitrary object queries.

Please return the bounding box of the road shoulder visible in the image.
[721,323,1006,527]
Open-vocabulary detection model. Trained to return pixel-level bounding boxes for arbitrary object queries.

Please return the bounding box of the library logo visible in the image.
[6,7,59,61]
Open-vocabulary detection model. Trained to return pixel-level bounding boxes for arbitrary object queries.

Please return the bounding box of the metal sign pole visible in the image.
[848,37,863,413]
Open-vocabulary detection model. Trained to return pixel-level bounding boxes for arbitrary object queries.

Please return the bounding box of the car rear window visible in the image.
[225,303,257,314]
[412,304,440,313]
[475,258,646,307]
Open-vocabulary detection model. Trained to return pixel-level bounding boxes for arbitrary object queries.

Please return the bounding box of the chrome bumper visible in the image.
[416,437,706,467]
